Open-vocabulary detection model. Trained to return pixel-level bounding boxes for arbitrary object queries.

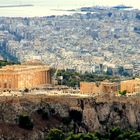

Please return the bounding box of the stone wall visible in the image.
[80,81,118,94]
[120,78,140,93]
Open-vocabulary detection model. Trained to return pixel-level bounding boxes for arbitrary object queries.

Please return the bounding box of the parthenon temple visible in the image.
[0,61,51,90]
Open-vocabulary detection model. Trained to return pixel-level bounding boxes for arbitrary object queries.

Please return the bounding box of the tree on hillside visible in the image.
[46,128,64,140]
[66,133,99,140]
[18,114,33,130]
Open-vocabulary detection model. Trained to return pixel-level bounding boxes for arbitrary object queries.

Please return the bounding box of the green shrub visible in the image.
[46,128,64,140]
[66,133,99,140]
[18,114,33,130]
[37,108,49,120]
[42,111,49,120]
[109,127,122,140]
[62,117,71,126]
[118,90,127,96]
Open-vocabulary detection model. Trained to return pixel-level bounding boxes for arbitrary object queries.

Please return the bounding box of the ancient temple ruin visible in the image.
[0,61,51,90]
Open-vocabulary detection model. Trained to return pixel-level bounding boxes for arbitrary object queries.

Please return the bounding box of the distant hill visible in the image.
[112,5,133,9]
[79,5,133,12]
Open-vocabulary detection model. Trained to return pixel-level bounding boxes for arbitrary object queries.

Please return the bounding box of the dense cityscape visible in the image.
[1,4,140,140]
[0,6,140,76]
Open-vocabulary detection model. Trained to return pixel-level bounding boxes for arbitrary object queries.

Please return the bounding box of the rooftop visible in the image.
[0,61,50,72]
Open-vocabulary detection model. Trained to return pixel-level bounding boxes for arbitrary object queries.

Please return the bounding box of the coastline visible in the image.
[0,4,33,8]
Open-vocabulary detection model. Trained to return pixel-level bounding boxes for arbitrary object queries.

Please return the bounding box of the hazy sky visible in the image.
[0,0,140,9]
[0,0,139,17]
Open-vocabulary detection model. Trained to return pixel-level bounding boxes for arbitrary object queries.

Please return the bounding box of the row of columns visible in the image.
[0,73,18,90]
[0,69,51,90]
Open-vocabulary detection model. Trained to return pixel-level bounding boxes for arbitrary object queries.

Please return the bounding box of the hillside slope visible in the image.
[0,94,140,139]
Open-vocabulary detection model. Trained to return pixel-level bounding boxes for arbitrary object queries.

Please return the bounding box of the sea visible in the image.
[0,0,94,17]
[0,0,139,17]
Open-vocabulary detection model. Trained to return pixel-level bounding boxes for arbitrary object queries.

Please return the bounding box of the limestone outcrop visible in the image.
[0,95,140,139]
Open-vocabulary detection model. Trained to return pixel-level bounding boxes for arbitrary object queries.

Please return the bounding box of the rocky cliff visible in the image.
[0,94,140,140]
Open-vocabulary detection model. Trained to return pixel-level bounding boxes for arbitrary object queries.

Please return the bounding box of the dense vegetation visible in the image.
[18,114,33,130]
[0,60,17,67]
[55,69,121,87]
[46,127,140,140]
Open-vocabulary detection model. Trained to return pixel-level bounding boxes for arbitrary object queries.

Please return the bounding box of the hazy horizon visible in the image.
[0,0,139,17]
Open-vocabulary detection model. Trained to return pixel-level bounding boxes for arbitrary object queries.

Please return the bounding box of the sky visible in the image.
[0,0,139,17]
[0,0,140,9]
